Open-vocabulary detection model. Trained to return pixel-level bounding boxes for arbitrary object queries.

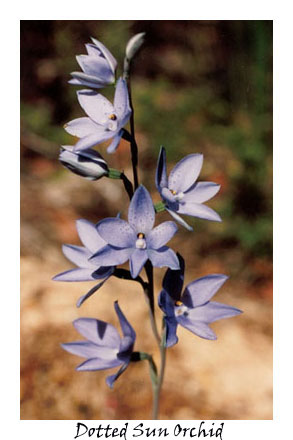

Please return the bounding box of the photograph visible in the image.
[20,19,273,420]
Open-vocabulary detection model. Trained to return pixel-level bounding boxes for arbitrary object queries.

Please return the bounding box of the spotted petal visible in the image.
[128,185,155,234]
[97,218,136,248]
[77,89,114,125]
[168,154,203,193]
[146,221,178,250]
[114,78,131,123]
[129,249,148,278]
[183,182,221,203]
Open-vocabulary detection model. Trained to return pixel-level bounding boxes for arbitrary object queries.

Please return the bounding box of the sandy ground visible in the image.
[20,253,272,420]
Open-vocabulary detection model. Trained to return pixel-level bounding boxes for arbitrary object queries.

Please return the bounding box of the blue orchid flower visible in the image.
[159,254,242,347]
[53,219,114,307]
[62,301,136,388]
[156,147,221,231]
[69,37,117,89]
[90,185,180,279]
[64,77,131,153]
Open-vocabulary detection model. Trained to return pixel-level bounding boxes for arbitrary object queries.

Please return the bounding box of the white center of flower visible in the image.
[174,303,189,317]
[135,233,146,249]
[101,113,118,131]
[170,189,184,202]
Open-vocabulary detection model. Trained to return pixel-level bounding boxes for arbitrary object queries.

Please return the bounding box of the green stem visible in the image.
[108,168,133,201]
[154,201,166,213]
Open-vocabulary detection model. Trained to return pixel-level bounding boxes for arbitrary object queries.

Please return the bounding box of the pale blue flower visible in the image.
[69,37,117,89]
[62,301,136,388]
[159,254,242,347]
[90,185,180,279]
[156,147,221,230]
[64,78,131,153]
[53,219,114,307]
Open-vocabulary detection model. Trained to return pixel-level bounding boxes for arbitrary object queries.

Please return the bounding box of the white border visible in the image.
[3,1,291,438]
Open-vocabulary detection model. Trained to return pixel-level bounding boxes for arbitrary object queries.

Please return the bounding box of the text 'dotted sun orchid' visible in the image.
[159,254,242,347]
[64,77,131,153]
[156,146,221,230]
[62,301,136,388]
[69,37,117,89]
[90,185,180,279]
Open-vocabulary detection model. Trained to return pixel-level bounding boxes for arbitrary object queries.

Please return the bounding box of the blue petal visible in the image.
[114,301,136,342]
[128,185,155,234]
[168,154,203,193]
[155,146,168,190]
[177,203,222,222]
[62,244,91,267]
[162,253,185,301]
[165,208,193,231]
[148,247,179,270]
[76,274,113,308]
[96,218,136,248]
[182,274,229,308]
[107,131,123,154]
[114,78,131,123]
[76,219,107,253]
[129,249,148,278]
[146,221,178,250]
[61,341,117,360]
[183,182,221,203]
[90,245,133,267]
[164,316,179,348]
[77,89,114,125]
[64,117,99,137]
[158,289,176,317]
[106,362,129,388]
[53,267,96,282]
[187,301,243,324]
[73,318,121,348]
[176,316,217,340]
[76,357,122,371]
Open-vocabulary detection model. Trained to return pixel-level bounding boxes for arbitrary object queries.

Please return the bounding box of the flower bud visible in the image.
[125,32,146,61]
[59,146,109,180]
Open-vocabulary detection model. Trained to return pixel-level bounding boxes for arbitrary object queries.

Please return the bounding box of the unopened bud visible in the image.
[125,32,146,61]
[59,146,109,180]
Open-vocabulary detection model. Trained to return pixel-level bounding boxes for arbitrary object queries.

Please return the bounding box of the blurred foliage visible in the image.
[20,20,272,279]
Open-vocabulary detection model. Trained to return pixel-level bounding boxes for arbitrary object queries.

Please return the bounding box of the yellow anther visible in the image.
[109,114,117,121]
[175,300,183,306]
[171,189,177,195]
[137,233,145,239]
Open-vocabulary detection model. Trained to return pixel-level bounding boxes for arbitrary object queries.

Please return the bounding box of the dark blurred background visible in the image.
[20,20,273,420]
